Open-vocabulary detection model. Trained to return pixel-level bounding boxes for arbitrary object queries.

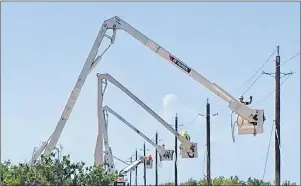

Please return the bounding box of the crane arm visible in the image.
[103,105,173,158]
[119,157,145,175]
[97,73,194,157]
[112,155,130,166]
[102,16,263,123]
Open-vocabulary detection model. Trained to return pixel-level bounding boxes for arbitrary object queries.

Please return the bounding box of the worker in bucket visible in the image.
[238,95,266,127]
[182,130,191,141]
[238,95,253,105]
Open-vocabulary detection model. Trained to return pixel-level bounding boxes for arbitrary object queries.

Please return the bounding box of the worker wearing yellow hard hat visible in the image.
[182,130,190,141]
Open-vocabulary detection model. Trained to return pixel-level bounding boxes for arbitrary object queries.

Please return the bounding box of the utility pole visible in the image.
[140,143,149,186]
[206,99,211,186]
[175,114,178,186]
[262,46,293,186]
[275,45,281,186]
[155,132,158,186]
[199,99,218,185]
[135,149,138,186]
[143,142,146,186]
[172,114,183,186]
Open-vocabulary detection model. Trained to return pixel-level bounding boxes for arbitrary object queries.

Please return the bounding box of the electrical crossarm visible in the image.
[32,16,264,163]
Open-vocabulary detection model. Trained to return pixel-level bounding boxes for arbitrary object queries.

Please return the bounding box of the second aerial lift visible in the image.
[97,73,182,173]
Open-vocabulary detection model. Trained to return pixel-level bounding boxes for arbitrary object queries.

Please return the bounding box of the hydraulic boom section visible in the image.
[100,106,154,175]
[100,16,264,127]
[119,156,145,176]
[103,105,174,161]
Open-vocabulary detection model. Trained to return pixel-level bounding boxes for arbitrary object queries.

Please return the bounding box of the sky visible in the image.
[2,2,300,185]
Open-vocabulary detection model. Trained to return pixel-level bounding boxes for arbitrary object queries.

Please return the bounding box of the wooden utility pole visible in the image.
[135,149,138,186]
[155,132,158,186]
[199,99,218,184]
[143,143,146,186]
[275,46,281,186]
[172,114,183,186]
[206,99,211,186]
[175,114,178,186]
[262,46,293,185]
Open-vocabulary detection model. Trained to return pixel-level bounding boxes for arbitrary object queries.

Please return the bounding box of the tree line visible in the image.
[1,153,297,185]
[162,177,297,186]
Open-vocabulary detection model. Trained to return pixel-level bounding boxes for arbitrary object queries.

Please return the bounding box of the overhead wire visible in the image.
[236,48,277,91]
[254,73,294,106]
[202,145,207,179]
[276,52,300,68]
[182,99,208,130]
[262,120,274,180]
[241,72,264,95]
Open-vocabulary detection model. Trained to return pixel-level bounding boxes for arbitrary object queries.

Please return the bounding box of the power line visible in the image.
[262,120,274,180]
[254,73,294,106]
[241,71,264,95]
[202,144,207,178]
[181,99,208,129]
[276,52,300,68]
[236,48,277,91]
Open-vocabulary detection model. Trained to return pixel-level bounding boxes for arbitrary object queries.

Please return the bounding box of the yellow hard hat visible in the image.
[182,130,187,136]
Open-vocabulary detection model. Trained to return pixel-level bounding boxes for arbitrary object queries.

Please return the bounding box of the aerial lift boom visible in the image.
[112,155,130,166]
[94,74,197,165]
[101,107,154,176]
[103,105,174,161]
[101,105,174,173]
[96,73,183,170]
[32,16,264,163]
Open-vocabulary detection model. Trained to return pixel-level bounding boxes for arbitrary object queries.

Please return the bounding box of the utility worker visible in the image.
[148,155,153,161]
[182,130,191,141]
[162,143,165,150]
[238,95,253,105]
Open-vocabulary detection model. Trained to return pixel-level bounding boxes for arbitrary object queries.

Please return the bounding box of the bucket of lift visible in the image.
[114,176,126,186]
[159,149,174,161]
[145,155,153,169]
[180,142,198,159]
[236,109,264,135]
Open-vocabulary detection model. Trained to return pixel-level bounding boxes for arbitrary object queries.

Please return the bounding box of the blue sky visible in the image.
[2,2,300,185]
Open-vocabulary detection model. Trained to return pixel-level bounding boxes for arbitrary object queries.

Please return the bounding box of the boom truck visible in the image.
[29,16,265,165]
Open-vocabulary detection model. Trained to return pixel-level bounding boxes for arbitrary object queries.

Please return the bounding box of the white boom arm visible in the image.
[112,155,130,166]
[119,157,145,175]
[94,74,196,165]
[32,15,264,163]
[98,16,263,123]
[100,108,148,175]
[103,105,173,159]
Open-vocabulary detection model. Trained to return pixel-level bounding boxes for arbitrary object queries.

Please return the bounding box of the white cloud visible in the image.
[162,93,179,123]
[163,93,178,107]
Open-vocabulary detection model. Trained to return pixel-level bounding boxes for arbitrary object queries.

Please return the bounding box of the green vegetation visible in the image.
[1,153,297,186]
[1,153,117,185]
[162,176,297,186]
